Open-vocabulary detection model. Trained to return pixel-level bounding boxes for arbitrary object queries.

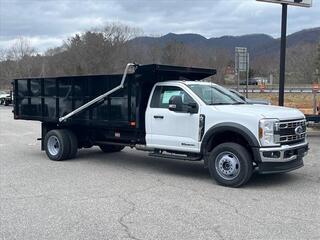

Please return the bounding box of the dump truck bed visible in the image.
[13,64,216,139]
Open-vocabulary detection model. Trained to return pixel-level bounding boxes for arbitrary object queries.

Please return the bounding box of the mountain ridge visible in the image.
[130,27,320,57]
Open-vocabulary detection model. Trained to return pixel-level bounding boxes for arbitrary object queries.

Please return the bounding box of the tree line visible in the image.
[0,23,319,89]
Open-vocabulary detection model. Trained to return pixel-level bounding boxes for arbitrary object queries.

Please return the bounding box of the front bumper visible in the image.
[257,142,309,174]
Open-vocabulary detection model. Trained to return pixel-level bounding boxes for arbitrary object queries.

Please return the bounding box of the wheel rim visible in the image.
[47,136,60,156]
[215,151,240,180]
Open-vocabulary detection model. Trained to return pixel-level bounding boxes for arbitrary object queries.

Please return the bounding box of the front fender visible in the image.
[201,122,261,166]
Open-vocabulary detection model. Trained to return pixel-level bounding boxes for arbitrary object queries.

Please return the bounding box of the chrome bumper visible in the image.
[259,141,309,163]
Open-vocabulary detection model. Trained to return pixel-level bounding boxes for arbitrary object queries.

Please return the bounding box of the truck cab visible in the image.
[146,81,308,186]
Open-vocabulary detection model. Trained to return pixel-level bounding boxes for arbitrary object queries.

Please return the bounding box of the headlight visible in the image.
[259,119,280,146]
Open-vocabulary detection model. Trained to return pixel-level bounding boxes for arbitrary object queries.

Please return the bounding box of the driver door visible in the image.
[146,85,200,153]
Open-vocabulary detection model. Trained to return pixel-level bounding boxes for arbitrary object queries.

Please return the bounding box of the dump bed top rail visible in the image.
[135,64,216,80]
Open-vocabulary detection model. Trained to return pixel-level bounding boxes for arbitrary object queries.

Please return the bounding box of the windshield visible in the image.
[187,84,245,105]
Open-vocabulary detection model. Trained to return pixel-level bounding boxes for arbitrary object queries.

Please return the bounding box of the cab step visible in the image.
[149,151,202,161]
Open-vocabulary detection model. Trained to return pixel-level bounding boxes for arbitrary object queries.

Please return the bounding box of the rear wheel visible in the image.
[65,129,78,159]
[44,129,71,161]
[99,144,125,153]
[208,143,253,187]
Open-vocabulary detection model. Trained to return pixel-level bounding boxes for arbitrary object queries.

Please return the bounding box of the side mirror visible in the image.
[168,95,198,113]
[168,95,183,111]
[187,102,198,114]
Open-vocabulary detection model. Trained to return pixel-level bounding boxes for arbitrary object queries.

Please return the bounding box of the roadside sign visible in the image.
[235,47,248,71]
[235,47,250,96]
[256,0,312,7]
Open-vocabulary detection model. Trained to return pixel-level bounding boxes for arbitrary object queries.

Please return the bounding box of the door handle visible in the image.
[153,115,164,119]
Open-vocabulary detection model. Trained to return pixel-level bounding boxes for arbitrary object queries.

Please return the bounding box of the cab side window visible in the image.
[150,86,196,108]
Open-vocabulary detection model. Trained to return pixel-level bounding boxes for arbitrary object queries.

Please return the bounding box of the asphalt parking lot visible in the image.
[0,105,319,240]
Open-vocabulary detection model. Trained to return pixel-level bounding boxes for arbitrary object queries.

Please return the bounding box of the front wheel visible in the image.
[208,143,253,187]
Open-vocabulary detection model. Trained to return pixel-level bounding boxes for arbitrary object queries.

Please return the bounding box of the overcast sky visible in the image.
[0,0,319,52]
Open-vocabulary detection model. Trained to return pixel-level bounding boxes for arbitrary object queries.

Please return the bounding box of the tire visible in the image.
[65,129,78,159]
[4,100,9,106]
[208,143,253,187]
[99,144,125,153]
[44,129,71,161]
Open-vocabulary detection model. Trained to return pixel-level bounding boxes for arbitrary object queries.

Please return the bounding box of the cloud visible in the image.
[0,0,319,52]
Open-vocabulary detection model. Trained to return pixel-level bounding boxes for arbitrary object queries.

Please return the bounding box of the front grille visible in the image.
[277,119,306,145]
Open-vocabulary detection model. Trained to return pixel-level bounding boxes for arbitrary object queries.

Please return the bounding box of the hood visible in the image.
[246,98,271,105]
[213,104,305,120]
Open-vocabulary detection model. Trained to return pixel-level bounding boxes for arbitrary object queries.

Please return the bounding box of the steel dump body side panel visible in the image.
[14,74,131,123]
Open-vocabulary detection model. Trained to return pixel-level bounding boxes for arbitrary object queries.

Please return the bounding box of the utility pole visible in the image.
[278,3,287,106]
[246,53,250,98]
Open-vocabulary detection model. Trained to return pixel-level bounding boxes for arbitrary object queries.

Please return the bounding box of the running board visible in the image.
[149,152,202,161]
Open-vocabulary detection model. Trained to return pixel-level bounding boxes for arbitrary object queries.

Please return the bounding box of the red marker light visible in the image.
[130,121,136,127]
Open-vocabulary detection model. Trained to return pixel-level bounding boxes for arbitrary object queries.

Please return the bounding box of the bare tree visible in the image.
[0,48,7,62]
[6,37,37,61]
[55,23,142,75]
[286,43,316,84]
[5,37,39,78]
